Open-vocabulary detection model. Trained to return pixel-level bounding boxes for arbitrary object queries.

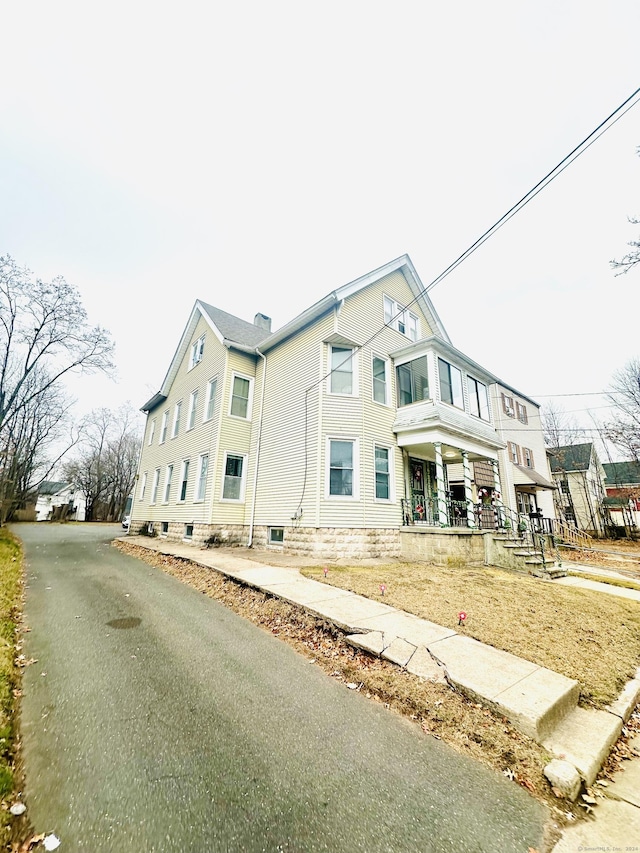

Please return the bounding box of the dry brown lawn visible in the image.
[300,561,640,708]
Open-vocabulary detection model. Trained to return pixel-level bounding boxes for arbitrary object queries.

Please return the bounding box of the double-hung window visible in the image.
[516,402,528,424]
[374,446,391,500]
[468,377,490,420]
[222,453,246,500]
[179,459,190,502]
[330,346,354,395]
[139,472,147,501]
[160,411,168,444]
[148,419,156,446]
[204,378,217,422]
[187,390,198,430]
[372,356,388,405]
[230,375,252,419]
[328,439,356,497]
[501,393,515,417]
[383,296,419,341]
[151,468,160,504]
[195,454,209,501]
[509,442,520,464]
[172,401,182,438]
[190,335,205,369]
[523,447,534,468]
[396,356,429,407]
[163,464,173,503]
[438,359,464,409]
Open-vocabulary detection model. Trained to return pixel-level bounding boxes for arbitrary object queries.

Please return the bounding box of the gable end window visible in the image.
[190,335,205,369]
[438,359,464,409]
[230,375,252,419]
[383,296,419,341]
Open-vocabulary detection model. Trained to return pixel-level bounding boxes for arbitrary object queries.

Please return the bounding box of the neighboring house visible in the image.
[549,443,608,535]
[35,481,86,522]
[131,255,553,558]
[602,461,640,533]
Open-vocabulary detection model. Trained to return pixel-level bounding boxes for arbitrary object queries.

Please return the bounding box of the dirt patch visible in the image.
[114,539,584,831]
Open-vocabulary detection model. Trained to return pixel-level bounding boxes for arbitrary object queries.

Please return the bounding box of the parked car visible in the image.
[122,514,131,530]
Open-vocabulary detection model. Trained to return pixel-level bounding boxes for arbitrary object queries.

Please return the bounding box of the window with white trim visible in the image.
[396,356,429,407]
[374,446,391,500]
[172,401,182,438]
[230,375,252,419]
[148,419,156,446]
[372,356,389,405]
[160,411,168,444]
[195,454,209,501]
[328,439,357,497]
[468,377,490,420]
[508,442,520,464]
[187,389,198,430]
[501,393,515,418]
[222,453,246,501]
[438,358,464,409]
[204,378,217,422]
[163,464,173,503]
[190,335,205,369]
[269,527,284,544]
[516,402,528,424]
[151,468,160,504]
[329,346,355,395]
[523,447,534,468]
[178,459,190,502]
[383,296,420,341]
[139,472,147,501]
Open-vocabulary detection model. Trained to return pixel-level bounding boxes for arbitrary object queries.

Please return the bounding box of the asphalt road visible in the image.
[17,523,549,852]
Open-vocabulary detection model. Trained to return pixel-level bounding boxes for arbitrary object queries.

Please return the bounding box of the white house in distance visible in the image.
[131,255,555,559]
[35,481,86,522]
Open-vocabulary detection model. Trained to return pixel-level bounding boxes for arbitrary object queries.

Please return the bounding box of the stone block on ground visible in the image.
[542,706,623,786]
[543,759,582,801]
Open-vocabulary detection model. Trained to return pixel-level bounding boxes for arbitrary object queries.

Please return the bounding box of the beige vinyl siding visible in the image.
[132,314,226,526]
[252,313,335,528]
[212,349,258,524]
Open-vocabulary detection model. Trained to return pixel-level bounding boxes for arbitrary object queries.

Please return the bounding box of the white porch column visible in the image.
[434,442,448,526]
[462,451,475,528]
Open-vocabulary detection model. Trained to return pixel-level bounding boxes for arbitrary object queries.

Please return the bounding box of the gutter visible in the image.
[247,347,267,547]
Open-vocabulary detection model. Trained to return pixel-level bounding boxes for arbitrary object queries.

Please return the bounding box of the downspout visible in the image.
[248,348,267,547]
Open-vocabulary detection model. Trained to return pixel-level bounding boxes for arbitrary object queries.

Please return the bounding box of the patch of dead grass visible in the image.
[299,562,640,708]
[113,542,576,810]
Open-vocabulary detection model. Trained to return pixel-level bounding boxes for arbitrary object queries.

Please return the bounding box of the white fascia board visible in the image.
[259,294,338,352]
[391,336,499,385]
[156,301,225,398]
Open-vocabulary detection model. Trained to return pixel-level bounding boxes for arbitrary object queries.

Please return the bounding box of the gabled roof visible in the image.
[603,461,640,486]
[38,481,70,496]
[142,254,451,411]
[549,443,595,474]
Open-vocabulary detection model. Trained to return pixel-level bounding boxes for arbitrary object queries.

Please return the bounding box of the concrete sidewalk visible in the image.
[555,561,640,602]
[122,537,640,824]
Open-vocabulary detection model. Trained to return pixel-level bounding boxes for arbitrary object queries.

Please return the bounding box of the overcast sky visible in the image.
[2,1,639,447]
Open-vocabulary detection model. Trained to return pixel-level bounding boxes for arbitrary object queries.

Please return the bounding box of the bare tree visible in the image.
[611,146,640,275]
[0,256,115,522]
[541,401,585,449]
[64,406,142,521]
[604,358,640,461]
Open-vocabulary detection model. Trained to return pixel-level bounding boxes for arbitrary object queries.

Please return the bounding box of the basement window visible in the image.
[269,527,284,544]
[161,521,169,536]
[184,524,194,540]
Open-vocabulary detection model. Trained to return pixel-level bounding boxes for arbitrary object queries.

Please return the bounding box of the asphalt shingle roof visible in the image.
[603,461,640,486]
[199,302,272,348]
[548,443,594,473]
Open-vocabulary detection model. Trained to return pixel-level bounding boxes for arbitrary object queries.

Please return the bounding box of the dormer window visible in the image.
[190,335,205,369]
[384,296,419,341]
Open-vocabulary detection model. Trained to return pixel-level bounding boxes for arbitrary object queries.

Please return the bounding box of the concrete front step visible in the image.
[542,706,623,786]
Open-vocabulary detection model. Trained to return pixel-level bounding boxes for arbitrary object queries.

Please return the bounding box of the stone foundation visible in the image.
[399,527,486,565]
[251,526,402,559]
